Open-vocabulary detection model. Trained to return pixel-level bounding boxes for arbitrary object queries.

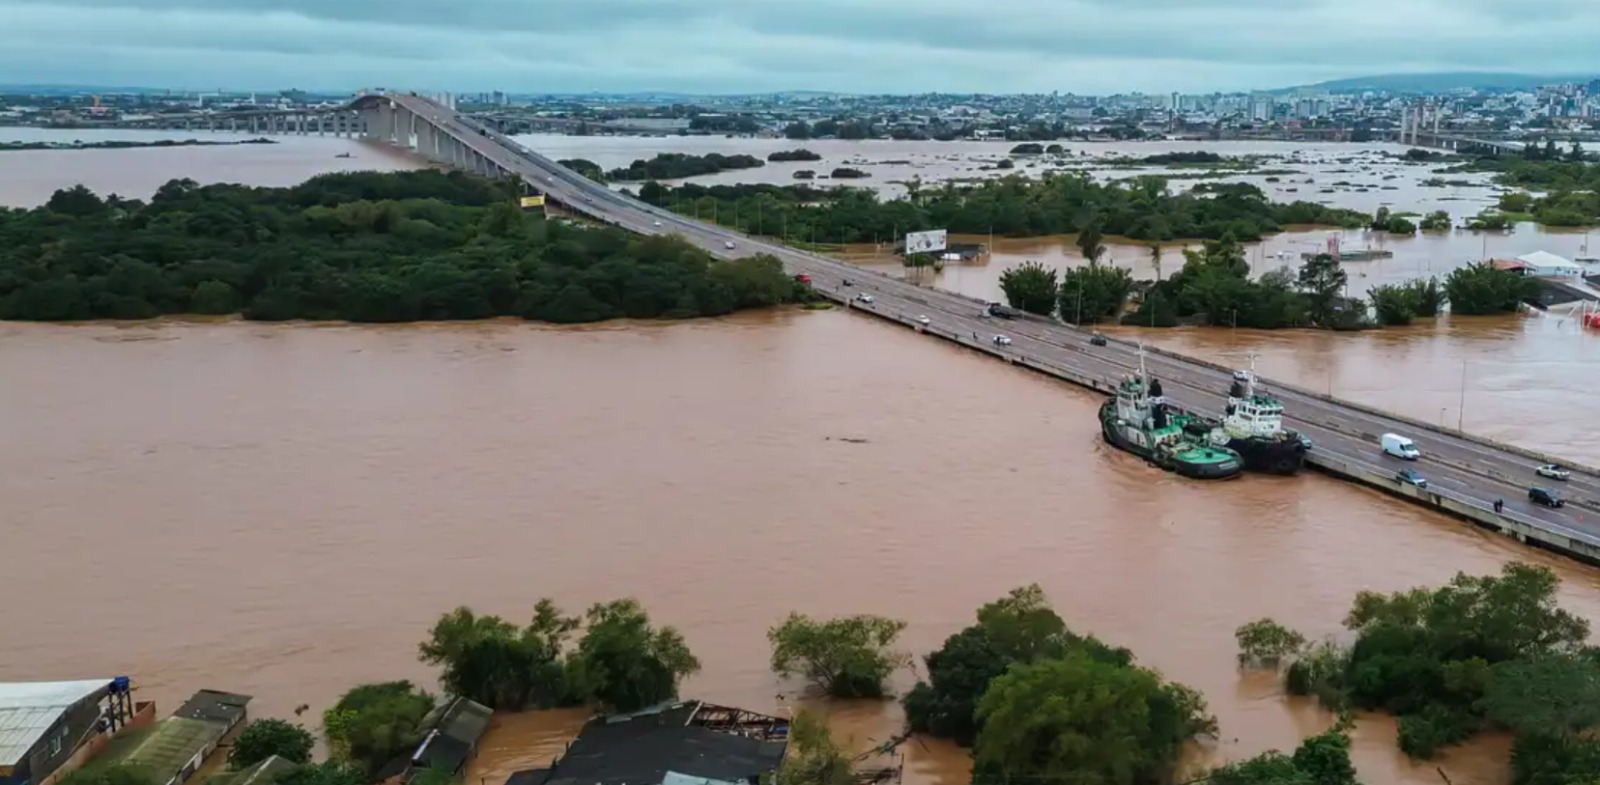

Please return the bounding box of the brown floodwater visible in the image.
[2,128,1597,785]
[4,313,1598,785]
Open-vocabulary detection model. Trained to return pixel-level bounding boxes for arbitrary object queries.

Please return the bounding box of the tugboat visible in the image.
[1099,349,1244,480]
[1216,365,1308,475]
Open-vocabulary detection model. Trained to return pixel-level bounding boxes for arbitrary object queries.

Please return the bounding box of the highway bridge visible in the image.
[352,91,1600,563]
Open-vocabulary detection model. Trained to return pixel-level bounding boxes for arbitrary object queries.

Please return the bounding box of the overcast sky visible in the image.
[4,0,1598,94]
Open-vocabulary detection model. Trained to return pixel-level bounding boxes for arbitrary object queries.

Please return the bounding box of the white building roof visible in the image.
[0,679,112,767]
[1518,251,1579,269]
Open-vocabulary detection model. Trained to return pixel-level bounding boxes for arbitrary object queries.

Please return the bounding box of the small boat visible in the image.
[1099,348,1244,480]
[334,152,353,159]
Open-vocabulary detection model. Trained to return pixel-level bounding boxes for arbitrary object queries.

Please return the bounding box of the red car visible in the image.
[793,274,812,284]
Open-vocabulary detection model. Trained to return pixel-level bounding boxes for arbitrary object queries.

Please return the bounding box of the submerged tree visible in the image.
[998,261,1059,315]
[769,613,909,698]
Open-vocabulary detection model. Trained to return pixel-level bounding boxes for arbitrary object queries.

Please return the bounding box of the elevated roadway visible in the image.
[372,92,1600,559]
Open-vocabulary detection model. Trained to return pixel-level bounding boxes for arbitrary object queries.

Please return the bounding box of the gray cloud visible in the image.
[3,0,1598,93]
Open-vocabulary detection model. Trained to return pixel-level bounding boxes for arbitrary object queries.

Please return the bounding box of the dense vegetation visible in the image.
[830,167,870,179]
[0,171,805,323]
[772,711,854,785]
[0,138,274,152]
[768,613,909,698]
[229,719,315,767]
[1443,262,1540,315]
[638,176,1367,245]
[1368,278,1445,326]
[418,598,699,712]
[1121,241,1358,329]
[1444,150,1600,226]
[768,148,822,162]
[321,681,435,776]
[605,152,765,181]
[1207,726,1358,785]
[556,158,604,181]
[1241,563,1600,784]
[903,585,1217,784]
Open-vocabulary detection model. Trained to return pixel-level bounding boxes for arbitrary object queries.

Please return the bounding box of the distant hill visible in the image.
[1292,72,1597,94]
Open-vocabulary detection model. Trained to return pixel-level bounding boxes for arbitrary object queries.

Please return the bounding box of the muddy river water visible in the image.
[2,129,1598,785]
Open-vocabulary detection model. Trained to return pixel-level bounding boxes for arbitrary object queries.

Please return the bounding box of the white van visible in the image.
[1381,433,1420,460]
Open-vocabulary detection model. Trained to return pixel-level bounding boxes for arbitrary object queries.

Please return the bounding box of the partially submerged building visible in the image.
[504,702,789,785]
[375,696,493,785]
[99,690,252,785]
[0,677,146,785]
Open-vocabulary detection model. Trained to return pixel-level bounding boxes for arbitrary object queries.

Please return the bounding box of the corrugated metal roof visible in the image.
[0,679,112,767]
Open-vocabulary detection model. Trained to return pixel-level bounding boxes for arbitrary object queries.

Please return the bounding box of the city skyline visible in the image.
[4,0,1600,95]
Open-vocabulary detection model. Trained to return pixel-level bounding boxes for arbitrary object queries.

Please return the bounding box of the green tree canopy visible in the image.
[230,719,314,768]
[1296,254,1349,327]
[1270,563,1596,762]
[972,653,1215,785]
[0,171,804,324]
[272,761,368,785]
[321,681,435,775]
[1235,619,1307,669]
[1208,727,1357,785]
[1443,262,1540,315]
[566,599,701,711]
[1482,654,1600,736]
[418,601,577,710]
[998,262,1059,315]
[768,613,909,698]
[1059,265,1134,324]
[772,710,854,785]
[904,585,1131,746]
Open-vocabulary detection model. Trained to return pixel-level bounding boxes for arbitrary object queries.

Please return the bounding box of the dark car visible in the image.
[1089,333,1108,346]
[1530,487,1566,508]
[841,279,855,287]
[1396,469,1428,488]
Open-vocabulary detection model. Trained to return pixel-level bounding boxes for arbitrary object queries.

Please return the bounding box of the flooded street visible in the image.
[2,128,1597,785]
[2,314,1594,785]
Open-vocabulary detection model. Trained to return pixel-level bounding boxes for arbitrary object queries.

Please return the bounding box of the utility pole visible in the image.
[1457,360,1467,431]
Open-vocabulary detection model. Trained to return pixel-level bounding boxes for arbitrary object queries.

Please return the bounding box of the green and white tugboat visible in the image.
[1099,348,1244,480]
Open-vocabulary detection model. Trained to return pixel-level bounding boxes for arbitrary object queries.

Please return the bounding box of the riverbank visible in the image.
[0,137,276,152]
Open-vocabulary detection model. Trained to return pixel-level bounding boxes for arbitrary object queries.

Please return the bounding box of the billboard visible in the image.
[903,229,948,255]
[519,195,546,208]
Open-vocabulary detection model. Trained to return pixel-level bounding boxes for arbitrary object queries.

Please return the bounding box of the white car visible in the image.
[993,335,1012,346]
[653,221,662,227]
[724,241,736,250]
[1536,464,1571,481]
[855,293,876,304]
[916,315,931,326]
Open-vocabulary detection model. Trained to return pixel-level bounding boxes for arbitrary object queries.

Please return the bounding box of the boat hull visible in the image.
[1227,436,1307,475]
[1099,402,1243,480]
